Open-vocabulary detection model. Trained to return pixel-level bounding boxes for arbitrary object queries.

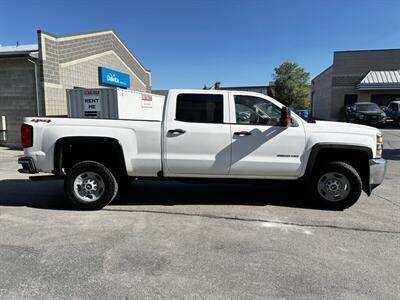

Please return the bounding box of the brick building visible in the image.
[311,49,400,120]
[0,29,151,146]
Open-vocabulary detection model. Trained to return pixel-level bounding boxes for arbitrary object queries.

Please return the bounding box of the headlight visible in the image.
[376,134,383,158]
[381,112,386,117]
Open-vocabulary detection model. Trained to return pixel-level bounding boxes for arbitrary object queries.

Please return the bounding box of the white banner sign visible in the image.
[83,90,102,112]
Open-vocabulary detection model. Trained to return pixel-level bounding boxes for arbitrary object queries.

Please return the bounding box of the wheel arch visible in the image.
[302,143,373,195]
[53,136,128,178]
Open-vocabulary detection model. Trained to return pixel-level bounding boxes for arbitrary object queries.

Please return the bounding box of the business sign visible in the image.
[98,67,130,88]
[83,90,101,116]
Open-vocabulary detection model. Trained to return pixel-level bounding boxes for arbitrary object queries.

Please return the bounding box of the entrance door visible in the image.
[229,93,306,178]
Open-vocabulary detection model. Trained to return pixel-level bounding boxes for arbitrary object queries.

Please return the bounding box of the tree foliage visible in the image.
[273,62,310,109]
[203,82,221,90]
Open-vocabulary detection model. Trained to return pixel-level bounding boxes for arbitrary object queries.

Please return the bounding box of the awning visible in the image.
[357,70,400,90]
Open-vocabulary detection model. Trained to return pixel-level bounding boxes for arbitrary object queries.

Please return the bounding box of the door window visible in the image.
[234,95,281,126]
[176,93,223,123]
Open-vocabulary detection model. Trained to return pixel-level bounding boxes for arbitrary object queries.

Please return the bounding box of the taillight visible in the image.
[21,124,33,148]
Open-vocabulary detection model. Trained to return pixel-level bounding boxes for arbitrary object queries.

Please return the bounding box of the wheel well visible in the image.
[305,145,372,194]
[54,137,127,178]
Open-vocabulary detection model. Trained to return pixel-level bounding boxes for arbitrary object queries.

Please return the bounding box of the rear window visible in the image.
[176,93,223,123]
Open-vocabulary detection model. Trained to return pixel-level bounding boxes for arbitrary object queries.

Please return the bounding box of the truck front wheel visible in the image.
[310,161,362,210]
[64,160,118,210]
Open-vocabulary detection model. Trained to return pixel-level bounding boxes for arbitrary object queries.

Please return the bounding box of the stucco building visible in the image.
[0,29,151,146]
[311,49,400,120]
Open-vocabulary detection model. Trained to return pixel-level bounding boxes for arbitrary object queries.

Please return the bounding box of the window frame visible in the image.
[174,92,229,124]
[230,93,299,127]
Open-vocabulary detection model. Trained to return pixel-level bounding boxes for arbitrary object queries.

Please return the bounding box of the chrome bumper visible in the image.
[369,158,387,191]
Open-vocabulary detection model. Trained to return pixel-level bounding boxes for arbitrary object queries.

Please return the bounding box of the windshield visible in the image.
[357,103,380,112]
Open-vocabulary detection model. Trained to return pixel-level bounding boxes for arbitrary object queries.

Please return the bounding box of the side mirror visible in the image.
[280,107,292,126]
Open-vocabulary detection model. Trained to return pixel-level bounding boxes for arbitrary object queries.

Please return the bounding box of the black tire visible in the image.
[310,161,362,210]
[64,160,118,210]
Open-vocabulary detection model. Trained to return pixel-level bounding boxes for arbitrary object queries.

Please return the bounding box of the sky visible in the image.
[1,0,400,89]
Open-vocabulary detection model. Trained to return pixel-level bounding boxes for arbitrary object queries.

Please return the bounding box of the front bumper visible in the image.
[18,157,38,174]
[358,119,386,126]
[369,158,387,191]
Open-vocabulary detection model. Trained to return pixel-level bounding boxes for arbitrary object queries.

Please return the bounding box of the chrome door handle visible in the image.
[233,131,252,136]
[168,129,186,134]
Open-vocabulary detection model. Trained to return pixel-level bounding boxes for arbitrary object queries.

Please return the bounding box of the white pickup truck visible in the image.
[18,90,386,210]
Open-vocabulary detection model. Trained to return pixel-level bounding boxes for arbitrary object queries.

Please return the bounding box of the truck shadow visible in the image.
[212,127,285,170]
[383,148,400,161]
[0,179,327,211]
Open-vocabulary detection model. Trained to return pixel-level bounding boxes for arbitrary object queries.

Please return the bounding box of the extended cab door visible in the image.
[163,91,232,176]
[228,92,306,178]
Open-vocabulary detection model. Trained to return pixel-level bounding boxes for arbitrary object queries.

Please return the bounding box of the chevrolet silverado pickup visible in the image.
[18,90,387,210]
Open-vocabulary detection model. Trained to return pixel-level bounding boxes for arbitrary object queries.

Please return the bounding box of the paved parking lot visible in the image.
[1,129,399,299]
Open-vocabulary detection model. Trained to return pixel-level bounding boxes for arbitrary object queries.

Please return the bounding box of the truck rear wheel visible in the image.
[310,161,362,210]
[64,160,118,210]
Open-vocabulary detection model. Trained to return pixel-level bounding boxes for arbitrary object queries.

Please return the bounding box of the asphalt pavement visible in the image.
[0,129,399,299]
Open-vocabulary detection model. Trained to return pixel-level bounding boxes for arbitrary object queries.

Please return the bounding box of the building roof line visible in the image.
[335,48,400,54]
[311,65,332,82]
[38,29,151,73]
[39,29,114,39]
[0,44,38,57]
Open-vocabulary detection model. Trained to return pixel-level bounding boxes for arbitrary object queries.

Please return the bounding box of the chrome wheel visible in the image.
[317,172,350,202]
[73,171,105,202]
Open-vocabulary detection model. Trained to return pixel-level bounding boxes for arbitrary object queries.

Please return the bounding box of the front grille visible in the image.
[365,115,382,122]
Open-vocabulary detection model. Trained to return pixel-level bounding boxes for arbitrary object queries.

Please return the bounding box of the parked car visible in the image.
[18,90,386,210]
[294,109,310,120]
[382,101,400,127]
[345,102,386,127]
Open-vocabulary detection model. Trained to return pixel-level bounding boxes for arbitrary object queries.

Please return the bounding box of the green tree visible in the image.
[203,82,221,90]
[272,62,310,109]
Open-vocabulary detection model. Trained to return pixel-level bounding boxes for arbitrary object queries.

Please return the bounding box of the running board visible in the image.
[29,175,64,181]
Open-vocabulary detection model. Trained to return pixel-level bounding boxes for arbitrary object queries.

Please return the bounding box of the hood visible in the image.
[308,120,380,135]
